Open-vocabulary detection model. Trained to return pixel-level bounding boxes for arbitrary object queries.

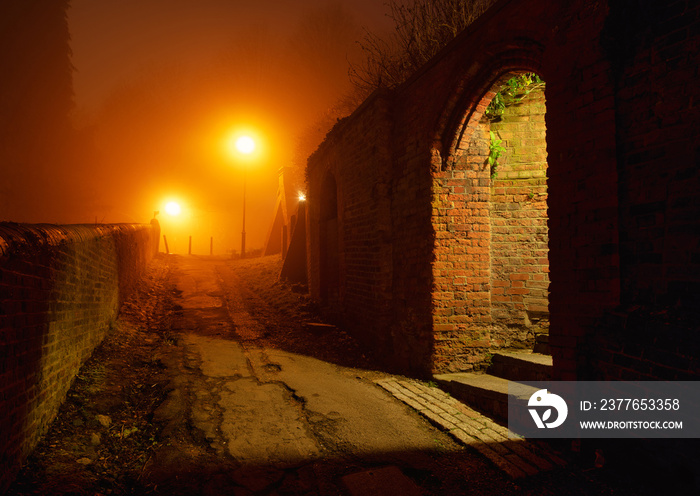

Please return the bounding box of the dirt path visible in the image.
[7,254,646,495]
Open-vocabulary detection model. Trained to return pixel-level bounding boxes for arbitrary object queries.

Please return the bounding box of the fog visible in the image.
[1,0,392,255]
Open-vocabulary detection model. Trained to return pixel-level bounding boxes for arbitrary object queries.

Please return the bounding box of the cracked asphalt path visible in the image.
[143,255,513,495]
[139,256,638,496]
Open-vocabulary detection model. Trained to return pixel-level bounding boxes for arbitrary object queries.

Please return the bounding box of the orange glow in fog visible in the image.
[235,136,255,154]
[165,201,181,216]
[224,128,266,163]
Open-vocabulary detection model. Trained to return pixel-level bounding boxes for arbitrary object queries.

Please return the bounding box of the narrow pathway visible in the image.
[139,255,631,496]
[140,256,536,495]
[5,255,669,495]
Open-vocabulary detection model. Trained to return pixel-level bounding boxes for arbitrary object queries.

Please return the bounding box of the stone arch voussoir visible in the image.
[435,44,546,172]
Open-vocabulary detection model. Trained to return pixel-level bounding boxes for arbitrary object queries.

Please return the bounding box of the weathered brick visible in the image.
[0,223,157,490]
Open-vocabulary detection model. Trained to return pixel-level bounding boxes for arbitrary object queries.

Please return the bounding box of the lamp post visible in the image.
[234,136,255,258]
[241,166,247,258]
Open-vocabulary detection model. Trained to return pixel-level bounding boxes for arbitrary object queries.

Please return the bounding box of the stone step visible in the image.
[433,372,537,429]
[376,378,567,479]
[533,334,550,355]
[487,350,552,382]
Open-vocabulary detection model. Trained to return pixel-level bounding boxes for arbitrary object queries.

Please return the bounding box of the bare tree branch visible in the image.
[349,0,496,98]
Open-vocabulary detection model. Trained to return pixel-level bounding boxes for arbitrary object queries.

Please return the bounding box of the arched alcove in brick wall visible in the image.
[488,78,549,341]
[431,70,550,372]
[319,172,340,307]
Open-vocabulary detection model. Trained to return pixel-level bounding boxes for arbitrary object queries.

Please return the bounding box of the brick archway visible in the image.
[435,47,546,171]
[431,67,550,372]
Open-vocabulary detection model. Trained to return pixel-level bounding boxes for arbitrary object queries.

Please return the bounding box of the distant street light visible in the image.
[165,201,181,216]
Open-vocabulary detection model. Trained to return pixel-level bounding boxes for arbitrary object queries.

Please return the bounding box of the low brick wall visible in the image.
[0,223,157,493]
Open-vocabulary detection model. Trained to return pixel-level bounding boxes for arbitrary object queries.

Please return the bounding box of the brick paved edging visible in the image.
[375,378,567,478]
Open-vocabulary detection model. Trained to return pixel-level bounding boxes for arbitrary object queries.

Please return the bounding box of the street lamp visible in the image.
[165,201,181,216]
[234,136,255,258]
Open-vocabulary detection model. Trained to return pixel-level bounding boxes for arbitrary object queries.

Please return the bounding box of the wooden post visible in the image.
[210,237,213,256]
[188,236,192,255]
[163,235,169,254]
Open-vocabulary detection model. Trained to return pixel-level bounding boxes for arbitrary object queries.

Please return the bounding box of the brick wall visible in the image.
[586,0,700,380]
[307,92,397,365]
[429,83,551,371]
[490,86,549,329]
[306,0,700,380]
[431,104,494,371]
[0,223,156,492]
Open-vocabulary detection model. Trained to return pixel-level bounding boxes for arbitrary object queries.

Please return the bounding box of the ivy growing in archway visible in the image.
[485,73,545,177]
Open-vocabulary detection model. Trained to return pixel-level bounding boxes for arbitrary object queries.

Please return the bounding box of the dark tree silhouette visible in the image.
[0,0,75,220]
[0,0,73,147]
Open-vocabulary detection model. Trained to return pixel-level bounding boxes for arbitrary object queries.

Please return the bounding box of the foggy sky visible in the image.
[69,0,392,114]
[3,1,393,255]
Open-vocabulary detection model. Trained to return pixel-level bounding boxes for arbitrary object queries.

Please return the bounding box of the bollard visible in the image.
[188,236,192,255]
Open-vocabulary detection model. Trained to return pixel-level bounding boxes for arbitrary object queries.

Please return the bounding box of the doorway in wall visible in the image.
[433,72,550,370]
[486,73,550,350]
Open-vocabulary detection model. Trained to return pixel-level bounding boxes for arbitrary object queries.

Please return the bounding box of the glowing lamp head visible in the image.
[165,201,181,216]
[298,192,307,202]
[235,136,255,155]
